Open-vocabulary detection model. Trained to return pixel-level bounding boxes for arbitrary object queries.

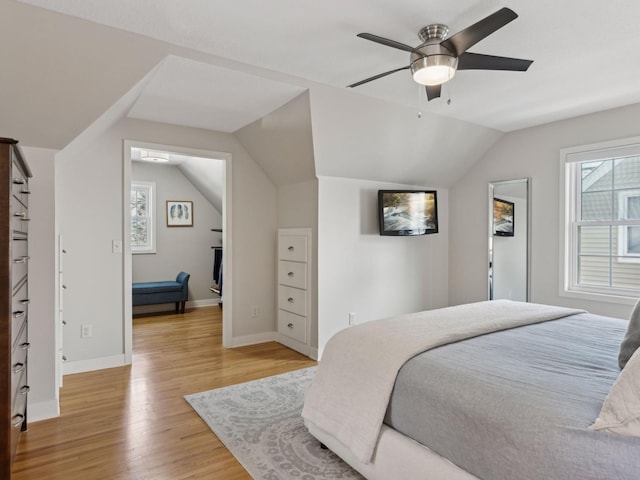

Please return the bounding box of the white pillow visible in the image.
[591,347,640,436]
[618,298,640,369]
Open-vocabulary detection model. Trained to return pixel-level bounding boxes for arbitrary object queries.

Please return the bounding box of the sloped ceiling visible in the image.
[15,0,640,133]
[234,92,316,186]
[15,0,640,187]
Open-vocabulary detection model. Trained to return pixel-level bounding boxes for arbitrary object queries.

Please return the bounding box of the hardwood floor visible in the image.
[12,306,316,479]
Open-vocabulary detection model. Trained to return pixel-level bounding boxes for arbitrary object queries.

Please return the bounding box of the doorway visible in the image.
[123,140,233,363]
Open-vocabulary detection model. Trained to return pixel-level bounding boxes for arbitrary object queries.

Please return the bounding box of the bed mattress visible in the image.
[384,312,640,480]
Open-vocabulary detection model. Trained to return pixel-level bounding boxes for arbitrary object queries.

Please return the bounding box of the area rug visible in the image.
[185,367,363,480]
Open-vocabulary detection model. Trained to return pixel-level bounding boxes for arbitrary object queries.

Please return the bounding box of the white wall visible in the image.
[131,162,222,306]
[317,177,449,356]
[56,117,277,370]
[450,102,640,320]
[21,146,59,421]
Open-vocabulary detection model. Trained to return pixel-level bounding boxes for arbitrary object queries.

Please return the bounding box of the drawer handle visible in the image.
[287,246,294,251]
[13,212,27,218]
[11,414,25,428]
[14,256,30,264]
[13,310,25,319]
[288,297,294,303]
[20,342,31,351]
[20,385,30,395]
[21,190,31,195]
[13,362,26,374]
[62,285,67,290]
[20,298,30,305]
[287,323,294,328]
[13,178,26,185]
[287,272,294,277]
[62,320,67,325]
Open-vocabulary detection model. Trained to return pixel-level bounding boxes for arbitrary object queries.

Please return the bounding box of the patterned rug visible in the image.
[185,367,363,480]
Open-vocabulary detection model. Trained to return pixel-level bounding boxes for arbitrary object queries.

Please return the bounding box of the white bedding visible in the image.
[301,300,583,464]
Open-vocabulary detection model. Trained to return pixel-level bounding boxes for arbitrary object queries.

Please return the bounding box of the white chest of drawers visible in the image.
[277,228,312,357]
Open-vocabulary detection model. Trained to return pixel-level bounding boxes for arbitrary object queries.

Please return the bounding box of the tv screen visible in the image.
[493,197,514,236]
[378,190,438,236]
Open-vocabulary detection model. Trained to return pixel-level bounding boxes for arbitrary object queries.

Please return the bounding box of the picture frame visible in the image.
[166,200,193,227]
[493,197,514,236]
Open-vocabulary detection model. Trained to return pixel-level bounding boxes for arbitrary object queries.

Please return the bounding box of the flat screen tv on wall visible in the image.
[493,197,514,236]
[378,190,438,236]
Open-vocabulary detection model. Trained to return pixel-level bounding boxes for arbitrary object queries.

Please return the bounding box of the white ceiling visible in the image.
[18,0,640,133]
[127,56,305,133]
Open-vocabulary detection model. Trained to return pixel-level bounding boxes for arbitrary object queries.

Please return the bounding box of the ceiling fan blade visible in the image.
[440,7,518,56]
[357,33,423,55]
[426,84,441,101]
[457,52,533,71]
[347,66,410,88]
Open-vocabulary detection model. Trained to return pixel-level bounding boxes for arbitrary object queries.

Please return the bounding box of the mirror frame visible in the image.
[488,178,531,302]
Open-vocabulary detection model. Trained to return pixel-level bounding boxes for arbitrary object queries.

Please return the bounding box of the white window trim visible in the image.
[131,181,156,254]
[559,136,640,305]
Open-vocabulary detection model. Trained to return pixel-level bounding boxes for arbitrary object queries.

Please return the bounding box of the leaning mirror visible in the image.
[488,178,530,301]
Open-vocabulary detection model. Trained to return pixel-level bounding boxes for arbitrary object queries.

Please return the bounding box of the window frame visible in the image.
[559,136,640,303]
[131,181,156,254]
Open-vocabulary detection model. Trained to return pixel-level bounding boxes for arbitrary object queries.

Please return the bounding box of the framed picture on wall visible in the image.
[493,197,514,236]
[166,200,193,227]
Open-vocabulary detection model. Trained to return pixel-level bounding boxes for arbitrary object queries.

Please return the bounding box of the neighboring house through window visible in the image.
[561,137,640,300]
[131,181,156,254]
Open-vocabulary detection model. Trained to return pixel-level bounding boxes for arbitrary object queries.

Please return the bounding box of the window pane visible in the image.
[131,182,154,253]
[627,196,640,220]
[627,226,640,255]
[132,218,149,246]
[581,160,612,191]
[581,191,613,220]
[578,225,611,255]
[612,259,640,289]
[577,256,610,287]
[614,157,640,190]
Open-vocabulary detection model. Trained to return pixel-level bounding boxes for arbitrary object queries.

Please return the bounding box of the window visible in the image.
[131,182,156,254]
[561,138,640,299]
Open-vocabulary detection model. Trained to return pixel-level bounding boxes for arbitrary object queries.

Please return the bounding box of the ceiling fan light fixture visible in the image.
[411,55,457,86]
[139,150,170,163]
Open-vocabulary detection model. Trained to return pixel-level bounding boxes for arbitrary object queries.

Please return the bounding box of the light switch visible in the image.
[112,240,122,254]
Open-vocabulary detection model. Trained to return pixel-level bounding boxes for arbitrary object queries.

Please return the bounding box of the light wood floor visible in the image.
[12,306,317,479]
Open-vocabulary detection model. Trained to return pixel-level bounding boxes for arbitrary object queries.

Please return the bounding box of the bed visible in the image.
[302,300,640,480]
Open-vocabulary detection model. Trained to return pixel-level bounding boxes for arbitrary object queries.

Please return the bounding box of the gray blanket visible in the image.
[385,313,640,480]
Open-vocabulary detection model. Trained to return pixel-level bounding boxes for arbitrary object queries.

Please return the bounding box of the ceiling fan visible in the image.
[348,7,533,101]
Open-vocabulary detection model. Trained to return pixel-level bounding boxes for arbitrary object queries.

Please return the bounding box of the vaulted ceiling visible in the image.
[16,0,640,133]
[3,0,640,190]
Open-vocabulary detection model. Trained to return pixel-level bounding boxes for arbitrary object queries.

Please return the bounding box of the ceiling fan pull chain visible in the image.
[417,84,423,118]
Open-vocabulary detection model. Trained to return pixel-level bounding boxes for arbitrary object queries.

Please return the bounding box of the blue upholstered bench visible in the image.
[132,272,190,313]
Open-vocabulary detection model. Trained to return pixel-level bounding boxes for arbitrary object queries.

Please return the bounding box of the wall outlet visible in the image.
[348,312,357,325]
[251,306,259,318]
[81,324,92,339]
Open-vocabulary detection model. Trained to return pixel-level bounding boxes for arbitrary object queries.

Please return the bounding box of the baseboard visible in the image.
[189,298,220,308]
[63,354,128,375]
[276,333,317,360]
[28,398,61,422]
[132,299,220,315]
[230,331,277,348]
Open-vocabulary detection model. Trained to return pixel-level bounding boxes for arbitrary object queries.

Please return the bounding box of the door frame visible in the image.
[122,140,233,362]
